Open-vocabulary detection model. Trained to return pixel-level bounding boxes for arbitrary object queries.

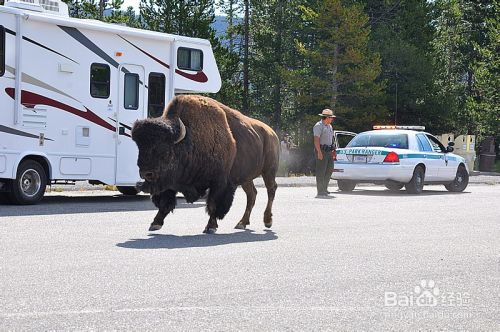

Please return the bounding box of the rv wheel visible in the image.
[9,160,47,205]
[0,192,12,204]
[117,186,139,196]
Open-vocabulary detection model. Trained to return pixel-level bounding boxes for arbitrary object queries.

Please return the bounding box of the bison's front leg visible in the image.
[203,183,236,234]
[150,190,177,231]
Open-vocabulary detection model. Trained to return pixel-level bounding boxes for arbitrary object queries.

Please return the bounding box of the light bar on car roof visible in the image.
[373,125,425,130]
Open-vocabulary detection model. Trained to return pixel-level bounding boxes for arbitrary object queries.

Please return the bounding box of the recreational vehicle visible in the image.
[0,0,222,204]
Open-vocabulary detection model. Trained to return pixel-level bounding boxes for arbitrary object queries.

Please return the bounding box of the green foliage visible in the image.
[62,0,140,26]
[139,0,216,39]
[290,0,386,133]
[432,0,499,136]
[249,0,305,132]
[362,0,439,131]
[54,0,498,145]
[212,0,244,109]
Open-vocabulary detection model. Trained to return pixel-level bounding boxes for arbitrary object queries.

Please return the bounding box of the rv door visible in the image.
[115,64,145,185]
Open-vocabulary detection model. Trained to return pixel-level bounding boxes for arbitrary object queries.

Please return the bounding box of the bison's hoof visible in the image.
[203,227,217,234]
[149,224,163,231]
[234,223,246,230]
[264,222,273,229]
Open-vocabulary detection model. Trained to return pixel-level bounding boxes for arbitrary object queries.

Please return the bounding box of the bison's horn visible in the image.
[174,118,186,144]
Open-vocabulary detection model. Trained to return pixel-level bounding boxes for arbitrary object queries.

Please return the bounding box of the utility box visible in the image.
[455,135,476,153]
[439,133,455,147]
[454,135,476,171]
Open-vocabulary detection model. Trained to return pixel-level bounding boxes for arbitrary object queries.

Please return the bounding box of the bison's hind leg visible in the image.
[262,172,277,228]
[204,183,237,234]
[235,181,257,230]
[150,190,177,231]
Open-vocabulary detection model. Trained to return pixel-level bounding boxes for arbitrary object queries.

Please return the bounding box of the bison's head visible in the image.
[131,117,186,186]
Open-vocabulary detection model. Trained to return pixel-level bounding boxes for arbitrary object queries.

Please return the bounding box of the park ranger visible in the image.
[313,109,336,197]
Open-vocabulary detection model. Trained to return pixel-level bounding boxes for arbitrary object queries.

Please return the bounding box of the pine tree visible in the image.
[139,0,216,39]
[363,0,437,130]
[432,0,499,136]
[249,0,287,130]
[214,0,244,109]
[63,0,140,27]
[292,0,385,132]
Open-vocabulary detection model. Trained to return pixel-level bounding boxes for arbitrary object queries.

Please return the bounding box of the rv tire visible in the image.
[0,192,12,204]
[9,160,47,205]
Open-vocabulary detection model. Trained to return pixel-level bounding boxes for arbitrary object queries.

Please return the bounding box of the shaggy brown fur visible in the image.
[131,95,279,234]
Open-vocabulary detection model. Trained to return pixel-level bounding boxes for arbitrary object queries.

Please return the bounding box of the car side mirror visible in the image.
[446,146,454,153]
[448,142,455,147]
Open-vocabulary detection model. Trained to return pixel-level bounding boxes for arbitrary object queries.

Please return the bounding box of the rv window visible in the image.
[177,48,203,71]
[90,63,110,98]
[148,73,165,118]
[124,73,139,110]
[0,26,5,77]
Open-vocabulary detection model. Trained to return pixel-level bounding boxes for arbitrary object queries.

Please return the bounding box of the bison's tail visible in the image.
[214,183,237,219]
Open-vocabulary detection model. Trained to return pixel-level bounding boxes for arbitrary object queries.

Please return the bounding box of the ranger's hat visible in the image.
[318,109,336,118]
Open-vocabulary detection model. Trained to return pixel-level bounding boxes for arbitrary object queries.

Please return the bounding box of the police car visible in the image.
[332,126,469,194]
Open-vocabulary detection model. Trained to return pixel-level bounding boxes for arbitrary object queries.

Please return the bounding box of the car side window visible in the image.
[426,134,446,153]
[335,133,356,148]
[416,134,433,152]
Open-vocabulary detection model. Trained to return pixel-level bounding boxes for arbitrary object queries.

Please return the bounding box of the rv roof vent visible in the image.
[5,0,69,16]
[38,0,69,16]
[5,0,44,12]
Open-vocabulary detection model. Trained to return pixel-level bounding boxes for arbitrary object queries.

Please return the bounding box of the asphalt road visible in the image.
[1,184,499,331]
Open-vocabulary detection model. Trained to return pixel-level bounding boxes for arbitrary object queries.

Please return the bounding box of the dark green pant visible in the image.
[316,151,334,194]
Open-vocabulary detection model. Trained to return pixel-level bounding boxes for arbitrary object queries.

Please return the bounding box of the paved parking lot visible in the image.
[1,184,499,330]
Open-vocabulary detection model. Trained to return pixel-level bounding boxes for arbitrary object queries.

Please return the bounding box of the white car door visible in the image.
[426,134,457,180]
[415,133,440,181]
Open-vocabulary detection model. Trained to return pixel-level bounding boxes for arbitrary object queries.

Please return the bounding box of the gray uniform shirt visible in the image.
[313,121,334,145]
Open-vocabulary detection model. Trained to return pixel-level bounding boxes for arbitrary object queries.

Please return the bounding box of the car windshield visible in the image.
[346,133,409,149]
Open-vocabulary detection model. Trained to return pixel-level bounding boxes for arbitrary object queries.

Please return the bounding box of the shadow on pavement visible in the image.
[0,195,205,217]
[334,189,471,196]
[116,229,278,249]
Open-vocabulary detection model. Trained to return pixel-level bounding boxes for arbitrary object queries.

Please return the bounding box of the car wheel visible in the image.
[337,180,356,192]
[444,165,469,192]
[117,186,139,196]
[405,166,425,194]
[8,160,47,205]
[385,182,404,191]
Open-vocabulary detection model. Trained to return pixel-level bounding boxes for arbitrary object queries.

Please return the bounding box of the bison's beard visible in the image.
[136,180,171,195]
[136,180,153,194]
[136,168,177,195]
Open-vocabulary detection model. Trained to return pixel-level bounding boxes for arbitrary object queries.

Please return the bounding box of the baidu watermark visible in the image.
[384,279,471,308]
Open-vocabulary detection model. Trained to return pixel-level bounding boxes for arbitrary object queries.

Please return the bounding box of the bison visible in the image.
[131,95,280,234]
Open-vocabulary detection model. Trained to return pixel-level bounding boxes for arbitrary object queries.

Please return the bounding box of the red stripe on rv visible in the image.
[174,70,208,83]
[5,88,116,132]
[117,36,208,83]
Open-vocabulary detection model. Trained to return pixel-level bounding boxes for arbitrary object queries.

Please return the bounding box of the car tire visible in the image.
[117,186,139,196]
[337,180,356,192]
[385,182,404,191]
[444,165,469,192]
[8,160,47,205]
[405,166,425,194]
